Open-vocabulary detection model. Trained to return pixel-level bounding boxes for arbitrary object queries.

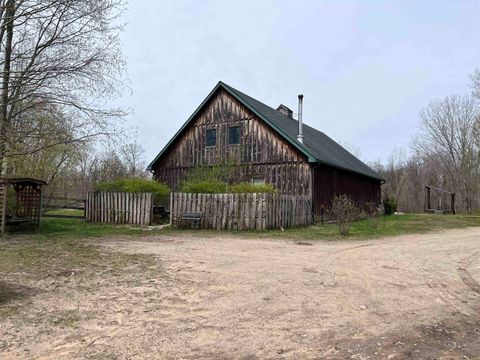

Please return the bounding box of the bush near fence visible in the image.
[170,192,313,230]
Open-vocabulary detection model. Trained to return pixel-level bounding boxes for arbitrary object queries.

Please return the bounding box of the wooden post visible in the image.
[426,186,431,212]
[0,183,7,235]
[451,193,456,215]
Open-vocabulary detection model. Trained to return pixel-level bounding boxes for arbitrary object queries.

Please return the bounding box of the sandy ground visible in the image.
[2,228,480,359]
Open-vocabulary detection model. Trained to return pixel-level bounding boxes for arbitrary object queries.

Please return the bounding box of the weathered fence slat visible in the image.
[86,192,152,225]
[170,192,313,230]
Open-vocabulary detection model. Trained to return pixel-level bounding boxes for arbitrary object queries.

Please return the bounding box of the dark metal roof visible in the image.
[148,81,383,181]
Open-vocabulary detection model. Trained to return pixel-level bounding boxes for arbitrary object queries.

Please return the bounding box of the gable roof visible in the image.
[148,81,383,181]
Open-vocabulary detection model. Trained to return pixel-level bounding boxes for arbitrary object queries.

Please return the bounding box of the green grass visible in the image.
[160,213,480,240]
[6,213,480,242]
[261,213,480,239]
[6,217,167,240]
[43,208,84,217]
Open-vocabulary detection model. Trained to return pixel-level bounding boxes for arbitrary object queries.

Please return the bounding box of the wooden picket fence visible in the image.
[170,192,313,230]
[86,192,153,225]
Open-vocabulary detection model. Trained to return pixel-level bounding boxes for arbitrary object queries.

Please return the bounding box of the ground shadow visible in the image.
[0,281,39,305]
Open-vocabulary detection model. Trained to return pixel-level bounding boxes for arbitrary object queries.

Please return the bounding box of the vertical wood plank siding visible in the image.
[312,165,381,215]
[170,192,313,230]
[152,88,312,197]
[86,192,152,225]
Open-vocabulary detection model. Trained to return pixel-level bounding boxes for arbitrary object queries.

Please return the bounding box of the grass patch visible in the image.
[13,213,479,243]
[0,235,158,282]
[43,208,84,217]
[5,217,167,240]
[161,214,480,240]
[50,309,82,328]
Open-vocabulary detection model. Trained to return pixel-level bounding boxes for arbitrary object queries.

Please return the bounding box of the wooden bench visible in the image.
[176,212,203,228]
[5,208,33,226]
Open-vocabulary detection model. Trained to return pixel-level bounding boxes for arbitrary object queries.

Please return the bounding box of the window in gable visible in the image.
[228,126,241,145]
[206,128,216,147]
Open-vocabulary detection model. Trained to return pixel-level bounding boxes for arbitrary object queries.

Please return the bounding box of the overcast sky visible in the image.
[119,0,480,165]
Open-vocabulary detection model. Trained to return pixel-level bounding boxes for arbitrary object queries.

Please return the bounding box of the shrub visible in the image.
[95,178,170,202]
[229,182,276,193]
[383,196,397,215]
[330,194,360,236]
[180,180,277,194]
[184,163,240,184]
[365,202,382,230]
[181,179,227,194]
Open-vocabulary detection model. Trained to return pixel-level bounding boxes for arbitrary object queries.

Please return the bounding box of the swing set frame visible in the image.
[424,185,456,215]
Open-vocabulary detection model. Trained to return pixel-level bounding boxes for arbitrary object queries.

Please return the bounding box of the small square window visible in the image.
[228,126,241,145]
[206,128,216,147]
[252,177,265,186]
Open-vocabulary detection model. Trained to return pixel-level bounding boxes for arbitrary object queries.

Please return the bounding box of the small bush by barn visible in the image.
[95,178,170,202]
[330,194,360,236]
[180,179,276,194]
[383,196,398,215]
[181,179,227,194]
[229,182,276,194]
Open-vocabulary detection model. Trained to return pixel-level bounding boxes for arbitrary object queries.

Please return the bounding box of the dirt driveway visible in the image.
[2,228,480,359]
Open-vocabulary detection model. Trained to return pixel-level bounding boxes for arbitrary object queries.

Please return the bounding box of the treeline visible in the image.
[373,70,480,214]
[9,136,149,201]
[0,0,130,200]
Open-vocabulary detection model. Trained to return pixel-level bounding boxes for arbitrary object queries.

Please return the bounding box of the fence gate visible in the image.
[86,192,153,225]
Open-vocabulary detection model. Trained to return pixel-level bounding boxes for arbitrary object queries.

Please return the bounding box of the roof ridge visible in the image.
[218,81,382,181]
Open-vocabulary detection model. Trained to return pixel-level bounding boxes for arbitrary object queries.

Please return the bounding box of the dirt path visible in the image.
[2,228,480,359]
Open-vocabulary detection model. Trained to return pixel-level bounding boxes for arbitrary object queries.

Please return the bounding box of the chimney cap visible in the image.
[298,94,304,99]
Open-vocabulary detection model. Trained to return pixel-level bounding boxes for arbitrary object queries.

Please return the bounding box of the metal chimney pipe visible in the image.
[297,94,304,144]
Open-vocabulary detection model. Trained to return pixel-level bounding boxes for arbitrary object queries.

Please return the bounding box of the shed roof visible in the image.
[148,81,383,181]
[0,177,46,186]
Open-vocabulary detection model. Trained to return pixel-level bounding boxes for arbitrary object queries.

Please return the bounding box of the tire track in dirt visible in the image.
[458,251,480,296]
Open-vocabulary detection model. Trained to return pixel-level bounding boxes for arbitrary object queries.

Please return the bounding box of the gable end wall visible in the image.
[152,88,312,196]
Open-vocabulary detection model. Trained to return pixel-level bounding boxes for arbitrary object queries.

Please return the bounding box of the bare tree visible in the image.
[471,68,480,100]
[121,141,148,178]
[385,148,408,210]
[413,95,480,212]
[0,0,127,173]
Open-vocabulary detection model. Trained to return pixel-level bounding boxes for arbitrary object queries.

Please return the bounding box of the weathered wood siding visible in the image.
[312,165,381,215]
[170,192,313,230]
[152,88,312,196]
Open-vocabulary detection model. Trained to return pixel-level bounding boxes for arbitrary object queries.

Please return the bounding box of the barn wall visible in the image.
[152,88,312,196]
[312,164,381,216]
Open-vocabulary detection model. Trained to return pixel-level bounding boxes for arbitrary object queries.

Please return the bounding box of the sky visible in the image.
[118,0,480,165]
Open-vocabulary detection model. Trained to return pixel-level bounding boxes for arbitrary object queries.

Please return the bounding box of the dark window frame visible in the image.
[228,125,241,145]
[206,128,217,147]
[251,176,265,186]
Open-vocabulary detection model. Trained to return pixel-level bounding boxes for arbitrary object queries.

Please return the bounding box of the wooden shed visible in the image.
[0,177,46,234]
[148,81,384,217]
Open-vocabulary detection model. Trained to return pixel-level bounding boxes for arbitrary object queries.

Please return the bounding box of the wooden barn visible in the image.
[147,81,383,217]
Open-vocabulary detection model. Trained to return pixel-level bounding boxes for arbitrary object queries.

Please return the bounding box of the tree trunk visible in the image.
[0,0,15,175]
